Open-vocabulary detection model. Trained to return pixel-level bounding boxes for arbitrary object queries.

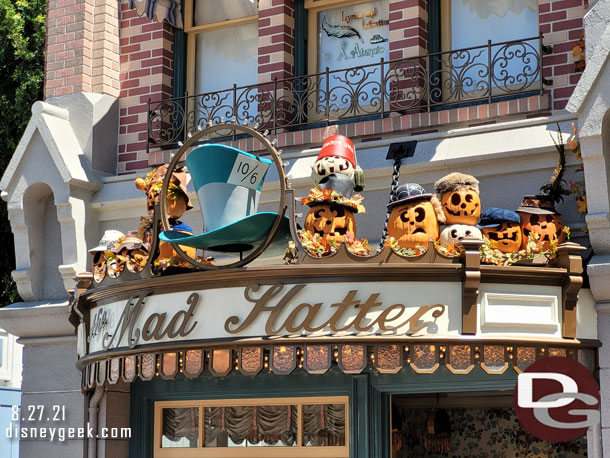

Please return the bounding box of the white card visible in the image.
[227,154,270,191]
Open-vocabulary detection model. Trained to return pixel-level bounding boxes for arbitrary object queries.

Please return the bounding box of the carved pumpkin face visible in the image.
[439,224,482,247]
[91,251,106,283]
[387,200,439,249]
[441,190,481,225]
[482,222,522,253]
[304,203,356,243]
[518,212,565,251]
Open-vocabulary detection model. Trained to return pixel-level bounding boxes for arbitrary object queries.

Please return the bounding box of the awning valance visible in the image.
[128,0,183,29]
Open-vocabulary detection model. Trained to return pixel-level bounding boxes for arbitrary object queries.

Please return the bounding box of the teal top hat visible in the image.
[159,144,289,252]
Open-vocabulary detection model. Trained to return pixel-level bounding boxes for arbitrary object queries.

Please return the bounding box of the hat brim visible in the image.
[517,207,558,215]
[387,193,433,210]
[477,223,501,229]
[159,212,290,252]
[89,245,109,254]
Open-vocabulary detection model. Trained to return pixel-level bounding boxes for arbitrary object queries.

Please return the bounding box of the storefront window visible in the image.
[154,397,349,457]
[161,407,199,448]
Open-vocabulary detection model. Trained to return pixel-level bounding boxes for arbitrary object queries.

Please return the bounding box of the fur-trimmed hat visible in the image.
[434,172,479,196]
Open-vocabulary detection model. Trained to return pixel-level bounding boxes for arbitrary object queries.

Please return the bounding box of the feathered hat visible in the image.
[518,125,569,215]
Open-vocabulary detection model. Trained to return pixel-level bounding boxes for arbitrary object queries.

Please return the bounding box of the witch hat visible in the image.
[159,144,289,252]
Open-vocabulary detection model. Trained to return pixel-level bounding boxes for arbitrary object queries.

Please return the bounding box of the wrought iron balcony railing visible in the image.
[147,35,546,150]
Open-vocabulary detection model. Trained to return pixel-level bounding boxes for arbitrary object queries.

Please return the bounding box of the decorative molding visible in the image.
[556,242,586,338]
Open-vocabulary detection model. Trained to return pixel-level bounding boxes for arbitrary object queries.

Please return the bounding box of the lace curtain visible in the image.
[461,0,538,19]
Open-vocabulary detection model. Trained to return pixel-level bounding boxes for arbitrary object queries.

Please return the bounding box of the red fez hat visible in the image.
[316,135,356,167]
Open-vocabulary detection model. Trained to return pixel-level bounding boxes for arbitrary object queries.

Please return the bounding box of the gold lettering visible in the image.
[327,290,361,332]
[142,312,168,341]
[282,302,325,333]
[224,284,306,335]
[374,303,406,331]
[167,292,199,338]
[345,293,383,332]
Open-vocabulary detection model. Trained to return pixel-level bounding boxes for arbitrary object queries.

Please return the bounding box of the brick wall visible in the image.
[46,0,94,98]
[45,0,120,99]
[107,0,585,173]
[118,1,174,174]
[389,0,428,60]
[539,0,585,110]
[258,0,295,82]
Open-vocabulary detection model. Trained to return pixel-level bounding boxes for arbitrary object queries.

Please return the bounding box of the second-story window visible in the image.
[305,0,390,114]
[185,0,258,99]
[438,0,540,101]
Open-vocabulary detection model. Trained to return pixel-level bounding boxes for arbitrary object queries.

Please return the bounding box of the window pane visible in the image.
[195,23,258,94]
[451,0,538,49]
[161,407,199,448]
[194,23,259,124]
[204,405,298,447]
[194,0,258,26]
[316,1,389,112]
[317,0,389,72]
[448,0,539,93]
[302,404,346,447]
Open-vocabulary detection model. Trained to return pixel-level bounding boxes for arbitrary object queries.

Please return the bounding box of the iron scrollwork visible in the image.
[147,35,544,150]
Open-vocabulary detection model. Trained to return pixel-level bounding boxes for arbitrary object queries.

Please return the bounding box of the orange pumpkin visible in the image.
[387,200,439,249]
[518,212,565,252]
[441,190,481,225]
[482,222,522,253]
[304,203,356,243]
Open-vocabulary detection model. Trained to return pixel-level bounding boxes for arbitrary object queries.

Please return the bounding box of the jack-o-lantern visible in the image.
[434,173,481,225]
[439,224,482,247]
[517,195,566,252]
[388,201,439,249]
[304,203,356,243]
[479,207,522,253]
[302,173,362,243]
[518,212,565,251]
[386,183,440,250]
[482,222,522,253]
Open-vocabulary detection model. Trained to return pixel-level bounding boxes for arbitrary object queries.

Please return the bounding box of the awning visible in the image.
[128,0,183,29]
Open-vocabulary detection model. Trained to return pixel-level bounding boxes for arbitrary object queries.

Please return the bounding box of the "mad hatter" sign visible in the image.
[85,281,462,355]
